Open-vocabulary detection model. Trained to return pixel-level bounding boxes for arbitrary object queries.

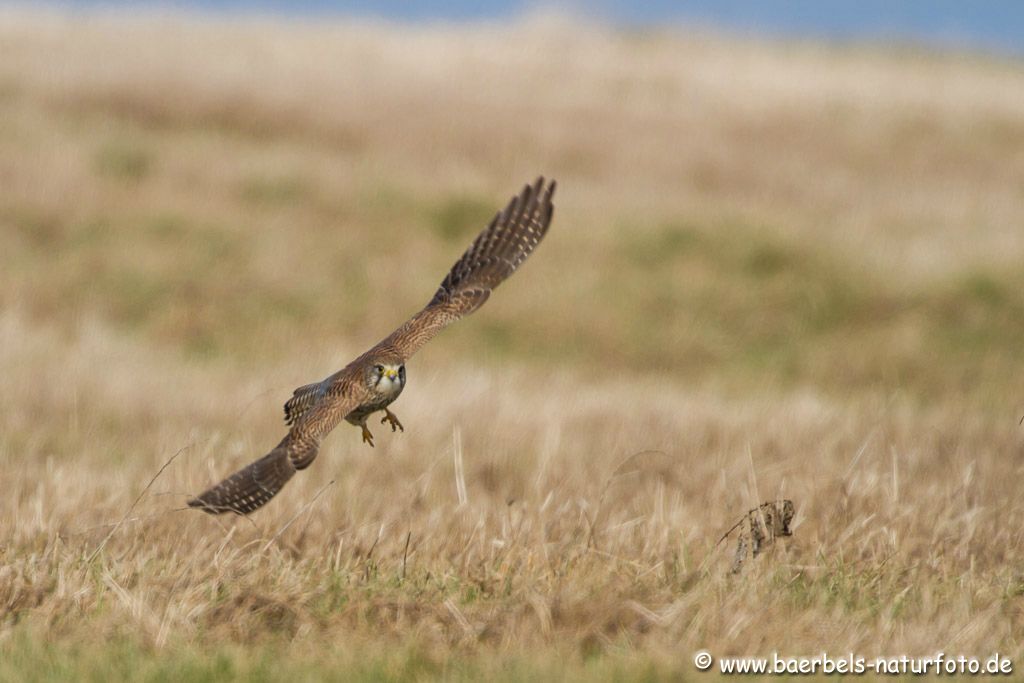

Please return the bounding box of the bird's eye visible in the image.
[374,364,384,373]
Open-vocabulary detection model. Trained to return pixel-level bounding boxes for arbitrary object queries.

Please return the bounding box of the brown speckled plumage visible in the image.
[189,177,556,515]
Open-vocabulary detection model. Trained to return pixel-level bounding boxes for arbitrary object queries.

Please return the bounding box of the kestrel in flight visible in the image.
[189,177,556,514]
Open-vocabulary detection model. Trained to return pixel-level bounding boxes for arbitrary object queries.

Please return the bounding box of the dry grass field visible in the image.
[2,8,1024,680]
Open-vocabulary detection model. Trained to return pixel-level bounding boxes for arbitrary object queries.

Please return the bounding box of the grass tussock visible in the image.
[1,9,1023,680]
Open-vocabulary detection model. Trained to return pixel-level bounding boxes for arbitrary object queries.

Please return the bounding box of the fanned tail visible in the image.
[189,443,310,515]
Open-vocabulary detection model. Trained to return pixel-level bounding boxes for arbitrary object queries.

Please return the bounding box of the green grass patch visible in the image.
[429,194,496,243]
[0,629,689,683]
[94,140,153,181]
[238,174,312,206]
[550,216,1024,401]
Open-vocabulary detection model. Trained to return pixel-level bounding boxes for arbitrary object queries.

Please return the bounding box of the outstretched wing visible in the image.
[189,375,365,515]
[377,176,556,360]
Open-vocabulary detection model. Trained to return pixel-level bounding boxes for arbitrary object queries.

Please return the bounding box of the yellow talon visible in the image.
[361,424,375,447]
[381,409,404,433]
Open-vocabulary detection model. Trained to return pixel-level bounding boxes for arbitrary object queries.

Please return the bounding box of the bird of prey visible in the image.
[189,177,556,515]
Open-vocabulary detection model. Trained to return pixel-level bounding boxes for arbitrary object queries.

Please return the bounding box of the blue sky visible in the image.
[32,1,1024,57]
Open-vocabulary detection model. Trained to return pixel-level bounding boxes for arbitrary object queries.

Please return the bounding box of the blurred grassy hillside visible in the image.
[2,10,1024,681]
[2,10,1023,405]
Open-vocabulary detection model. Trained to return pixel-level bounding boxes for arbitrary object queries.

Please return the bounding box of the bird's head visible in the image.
[366,359,406,397]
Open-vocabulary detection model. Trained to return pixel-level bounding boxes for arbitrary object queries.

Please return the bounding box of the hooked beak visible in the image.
[384,368,398,380]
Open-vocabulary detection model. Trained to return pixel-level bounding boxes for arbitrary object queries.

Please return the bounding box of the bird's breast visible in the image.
[376,376,405,401]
